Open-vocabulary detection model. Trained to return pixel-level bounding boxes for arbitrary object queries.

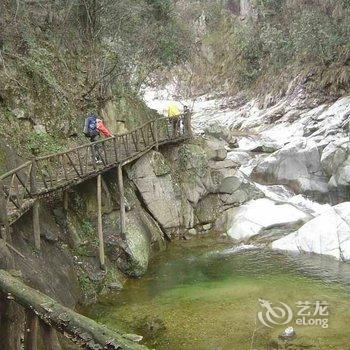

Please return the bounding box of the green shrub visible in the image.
[27,132,65,156]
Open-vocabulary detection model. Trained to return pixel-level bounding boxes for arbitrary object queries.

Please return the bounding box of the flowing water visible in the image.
[85,236,350,350]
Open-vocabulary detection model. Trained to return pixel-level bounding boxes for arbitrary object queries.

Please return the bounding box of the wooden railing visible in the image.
[0,115,190,227]
[0,269,148,350]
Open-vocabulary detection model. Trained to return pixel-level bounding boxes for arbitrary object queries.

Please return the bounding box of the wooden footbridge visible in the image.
[0,115,191,350]
[0,115,190,259]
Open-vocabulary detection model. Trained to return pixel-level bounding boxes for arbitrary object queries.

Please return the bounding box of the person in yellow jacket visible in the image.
[167,102,181,136]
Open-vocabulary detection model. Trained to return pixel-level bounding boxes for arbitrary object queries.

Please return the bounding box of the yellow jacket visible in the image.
[168,104,181,119]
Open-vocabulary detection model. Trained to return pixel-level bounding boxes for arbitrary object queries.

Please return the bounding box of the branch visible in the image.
[82,61,123,99]
[0,270,148,350]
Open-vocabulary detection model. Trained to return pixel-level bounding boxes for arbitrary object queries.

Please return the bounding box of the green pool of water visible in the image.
[85,236,350,350]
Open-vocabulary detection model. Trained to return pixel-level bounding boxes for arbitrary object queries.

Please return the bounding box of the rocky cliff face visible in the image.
[186,80,350,261]
[143,78,350,262]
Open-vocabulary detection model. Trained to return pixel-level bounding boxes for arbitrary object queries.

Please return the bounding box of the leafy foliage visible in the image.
[180,0,350,95]
[0,0,193,157]
[27,132,66,156]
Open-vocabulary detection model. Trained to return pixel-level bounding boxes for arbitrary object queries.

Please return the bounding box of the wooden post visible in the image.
[63,191,69,212]
[117,165,126,239]
[33,201,41,251]
[0,294,12,350]
[97,174,105,270]
[152,122,159,151]
[30,160,40,250]
[0,181,9,241]
[113,136,119,162]
[184,111,193,137]
[24,310,38,350]
[40,321,62,350]
[0,226,6,241]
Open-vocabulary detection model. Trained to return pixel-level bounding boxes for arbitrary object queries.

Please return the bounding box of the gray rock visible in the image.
[108,282,123,291]
[218,175,264,207]
[220,190,248,206]
[195,194,222,224]
[12,108,26,119]
[128,151,182,230]
[123,334,143,343]
[227,150,251,167]
[219,176,242,194]
[34,124,47,133]
[238,137,282,153]
[105,207,165,278]
[203,136,228,161]
[321,139,350,201]
[188,228,197,235]
[203,223,212,231]
[42,229,59,242]
[227,198,311,242]
[252,140,329,198]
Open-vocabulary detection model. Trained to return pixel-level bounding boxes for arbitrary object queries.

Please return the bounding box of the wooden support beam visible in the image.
[24,310,38,350]
[0,226,7,242]
[63,191,69,212]
[33,201,41,251]
[0,295,12,350]
[40,321,62,350]
[30,160,41,250]
[117,165,126,240]
[0,181,9,242]
[97,174,105,270]
[0,270,147,350]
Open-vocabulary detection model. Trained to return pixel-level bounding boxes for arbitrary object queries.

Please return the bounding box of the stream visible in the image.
[84,235,350,350]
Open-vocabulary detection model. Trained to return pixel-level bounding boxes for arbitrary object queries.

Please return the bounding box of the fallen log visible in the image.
[0,269,148,350]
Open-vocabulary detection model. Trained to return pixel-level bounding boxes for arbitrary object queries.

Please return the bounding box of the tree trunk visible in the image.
[0,270,148,350]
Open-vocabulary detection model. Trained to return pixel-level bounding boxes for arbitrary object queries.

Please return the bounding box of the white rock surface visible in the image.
[142,84,350,259]
[227,198,311,241]
[252,139,329,196]
[272,202,350,261]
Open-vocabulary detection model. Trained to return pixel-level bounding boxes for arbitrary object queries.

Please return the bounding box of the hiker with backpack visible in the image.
[83,115,113,163]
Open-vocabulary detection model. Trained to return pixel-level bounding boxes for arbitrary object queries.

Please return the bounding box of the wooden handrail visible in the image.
[35,116,171,161]
[36,137,115,160]
[0,161,32,181]
[0,113,191,226]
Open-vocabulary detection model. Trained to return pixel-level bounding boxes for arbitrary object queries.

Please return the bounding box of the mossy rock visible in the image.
[195,194,222,225]
[151,152,171,176]
[178,144,208,177]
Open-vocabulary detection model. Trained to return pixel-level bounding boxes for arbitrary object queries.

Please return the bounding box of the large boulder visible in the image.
[252,140,329,198]
[128,151,182,231]
[195,194,222,225]
[225,198,311,242]
[203,135,228,161]
[218,174,264,206]
[227,150,252,167]
[272,202,350,261]
[105,207,165,278]
[321,139,350,201]
[196,174,264,226]
[237,136,282,153]
[174,143,236,205]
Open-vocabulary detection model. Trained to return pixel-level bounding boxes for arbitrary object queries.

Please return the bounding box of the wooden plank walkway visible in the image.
[0,115,190,227]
